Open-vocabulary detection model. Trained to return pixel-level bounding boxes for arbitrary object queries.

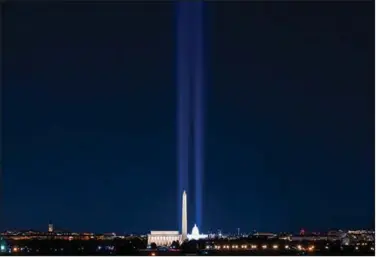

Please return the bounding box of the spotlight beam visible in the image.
[176,1,191,231]
[176,1,205,232]
[192,1,204,230]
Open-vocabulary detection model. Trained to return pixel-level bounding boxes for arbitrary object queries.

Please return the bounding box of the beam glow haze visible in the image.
[176,1,205,231]
[176,1,191,232]
[192,2,204,230]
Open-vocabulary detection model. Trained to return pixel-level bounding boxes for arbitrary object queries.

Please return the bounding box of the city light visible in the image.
[0,224,374,255]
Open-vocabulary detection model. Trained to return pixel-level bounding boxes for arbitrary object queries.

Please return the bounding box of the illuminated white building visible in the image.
[147,231,181,246]
[187,224,208,240]
[48,221,54,233]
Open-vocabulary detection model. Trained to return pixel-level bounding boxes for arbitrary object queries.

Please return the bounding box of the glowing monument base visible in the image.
[147,231,182,246]
[187,224,207,241]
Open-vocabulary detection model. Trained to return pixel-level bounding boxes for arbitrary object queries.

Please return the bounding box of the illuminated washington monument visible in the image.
[182,190,187,241]
[176,1,205,232]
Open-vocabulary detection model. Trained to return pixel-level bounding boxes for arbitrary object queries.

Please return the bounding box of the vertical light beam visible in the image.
[176,1,191,231]
[192,1,204,230]
[176,0,205,231]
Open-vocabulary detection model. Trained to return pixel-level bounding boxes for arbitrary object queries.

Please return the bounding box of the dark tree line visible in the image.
[7,237,147,255]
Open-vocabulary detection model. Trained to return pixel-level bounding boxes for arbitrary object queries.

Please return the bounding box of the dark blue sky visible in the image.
[3,2,374,234]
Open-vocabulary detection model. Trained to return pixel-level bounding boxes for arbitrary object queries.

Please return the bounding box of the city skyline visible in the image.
[3,1,374,233]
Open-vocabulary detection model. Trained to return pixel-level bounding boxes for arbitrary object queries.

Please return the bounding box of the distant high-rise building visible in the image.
[48,221,54,233]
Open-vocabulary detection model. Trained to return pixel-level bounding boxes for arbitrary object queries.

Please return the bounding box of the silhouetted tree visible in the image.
[170,240,180,249]
[181,240,199,254]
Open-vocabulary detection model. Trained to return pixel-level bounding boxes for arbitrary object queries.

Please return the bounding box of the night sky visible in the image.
[3,1,374,234]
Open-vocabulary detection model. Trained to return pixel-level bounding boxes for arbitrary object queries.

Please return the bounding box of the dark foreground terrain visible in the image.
[0,238,374,256]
